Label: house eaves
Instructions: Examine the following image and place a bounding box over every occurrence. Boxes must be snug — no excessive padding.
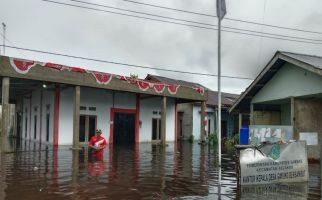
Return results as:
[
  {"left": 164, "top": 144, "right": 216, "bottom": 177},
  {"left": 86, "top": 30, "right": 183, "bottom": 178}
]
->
[{"left": 229, "top": 51, "right": 322, "bottom": 113}]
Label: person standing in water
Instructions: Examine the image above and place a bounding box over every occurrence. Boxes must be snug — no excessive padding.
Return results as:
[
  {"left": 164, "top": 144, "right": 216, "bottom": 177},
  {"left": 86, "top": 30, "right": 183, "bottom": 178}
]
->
[{"left": 88, "top": 129, "right": 107, "bottom": 160}]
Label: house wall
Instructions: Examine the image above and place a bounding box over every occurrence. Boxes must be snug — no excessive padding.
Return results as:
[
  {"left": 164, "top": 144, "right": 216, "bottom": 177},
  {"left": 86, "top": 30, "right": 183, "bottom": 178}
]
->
[
  {"left": 294, "top": 98, "right": 322, "bottom": 161},
  {"left": 177, "top": 103, "right": 193, "bottom": 140},
  {"left": 23, "top": 86, "right": 177, "bottom": 145},
  {"left": 252, "top": 63, "right": 322, "bottom": 103},
  {"left": 192, "top": 105, "right": 215, "bottom": 141},
  {"left": 139, "top": 97, "right": 175, "bottom": 142},
  {"left": 253, "top": 111, "right": 281, "bottom": 125},
  {"left": 22, "top": 89, "right": 55, "bottom": 143},
  {"left": 281, "top": 102, "right": 291, "bottom": 125}
]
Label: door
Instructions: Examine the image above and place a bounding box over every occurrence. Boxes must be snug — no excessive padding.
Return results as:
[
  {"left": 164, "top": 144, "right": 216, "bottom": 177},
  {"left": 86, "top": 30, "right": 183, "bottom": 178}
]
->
[
  {"left": 79, "top": 115, "right": 97, "bottom": 144},
  {"left": 152, "top": 118, "right": 161, "bottom": 141},
  {"left": 114, "top": 112, "right": 135, "bottom": 145},
  {"left": 221, "top": 120, "right": 227, "bottom": 138}
]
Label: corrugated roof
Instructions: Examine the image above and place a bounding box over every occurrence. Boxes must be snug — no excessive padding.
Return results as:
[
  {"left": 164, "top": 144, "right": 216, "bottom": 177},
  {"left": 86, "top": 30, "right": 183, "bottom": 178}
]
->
[
  {"left": 229, "top": 51, "right": 322, "bottom": 113},
  {"left": 207, "top": 90, "right": 239, "bottom": 107},
  {"left": 281, "top": 52, "right": 322, "bottom": 70},
  {"left": 146, "top": 74, "right": 205, "bottom": 89}
]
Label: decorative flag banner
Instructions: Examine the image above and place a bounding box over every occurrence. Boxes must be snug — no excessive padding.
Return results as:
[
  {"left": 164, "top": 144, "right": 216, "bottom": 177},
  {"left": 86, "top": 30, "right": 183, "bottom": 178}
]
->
[
  {"left": 195, "top": 87, "right": 205, "bottom": 95},
  {"left": 137, "top": 80, "right": 151, "bottom": 91},
  {"left": 8, "top": 57, "right": 207, "bottom": 96},
  {"left": 153, "top": 83, "right": 165, "bottom": 93},
  {"left": 167, "top": 85, "right": 180, "bottom": 95},
  {"left": 10, "top": 58, "right": 37, "bottom": 74},
  {"left": 70, "top": 67, "right": 86, "bottom": 73},
  {"left": 118, "top": 75, "right": 128, "bottom": 81},
  {"left": 89, "top": 71, "right": 113, "bottom": 85},
  {"left": 45, "top": 63, "right": 64, "bottom": 70}
]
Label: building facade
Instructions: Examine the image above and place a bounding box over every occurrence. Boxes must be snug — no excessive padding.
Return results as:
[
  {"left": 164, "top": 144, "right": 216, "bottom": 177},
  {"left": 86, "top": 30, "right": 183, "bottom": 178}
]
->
[{"left": 0, "top": 56, "right": 207, "bottom": 149}]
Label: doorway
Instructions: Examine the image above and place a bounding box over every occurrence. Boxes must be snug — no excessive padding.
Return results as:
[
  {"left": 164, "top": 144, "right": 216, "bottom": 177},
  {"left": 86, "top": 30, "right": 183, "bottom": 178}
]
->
[
  {"left": 221, "top": 120, "right": 227, "bottom": 138},
  {"left": 79, "top": 115, "right": 97, "bottom": 144},
  {"left": 152, "top": 118, "right": 162, "bottom": 141},
  {"left": 111, "top": 108, "right": 136, "bottom": 145}
]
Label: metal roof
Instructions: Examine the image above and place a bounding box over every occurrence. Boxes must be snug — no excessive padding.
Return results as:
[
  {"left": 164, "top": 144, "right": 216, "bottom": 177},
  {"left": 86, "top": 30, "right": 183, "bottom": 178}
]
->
[{"left": 229, "top": 51, "right": 322, "bottom": 113}]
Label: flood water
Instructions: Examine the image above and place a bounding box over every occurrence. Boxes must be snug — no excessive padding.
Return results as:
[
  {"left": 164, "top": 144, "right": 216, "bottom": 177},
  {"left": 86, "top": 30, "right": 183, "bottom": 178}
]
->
[{"left": 0, "top": 139, "right": 321, "bottom": 200}]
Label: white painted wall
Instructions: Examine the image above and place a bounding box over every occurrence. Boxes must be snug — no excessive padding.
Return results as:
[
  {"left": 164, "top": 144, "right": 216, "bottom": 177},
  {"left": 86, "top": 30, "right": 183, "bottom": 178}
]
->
[
  {"left": 139, "top": 97, "right": 176, "bottom": 142},
  {"left": 22, "top": 86, "right": 177, "bottom": 145},
  {"left": 22, "top": 88, "right": 55, "bottom": 143},
  {"left": 58, "top": 87, "right": 74, "bottom": 145},
  {"left": 192, "top": 105, "right": 215, "bottom": 140}
]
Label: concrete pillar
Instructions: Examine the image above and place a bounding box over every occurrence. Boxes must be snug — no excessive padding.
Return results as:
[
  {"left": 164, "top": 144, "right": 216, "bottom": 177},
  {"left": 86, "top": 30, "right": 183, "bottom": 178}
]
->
[
  {"left": 238, "top": 113, "right": 242, "bottom": 134},
  {"left": 250, "top": 104, "right": 254, "bottom": 125},
  {"left": 200, "top": 101, "right": 206, "bottom": 142},
  {"left": 1, "top": 77, "right": 10, "bottom": 136},
  {"left": 161, "top": 96, "right": 167, "bottom": 146},
  {"left": 1, "top": 77, "right": 10, "bottom": 152},
  {"left": 72, "top": 86, "right": 80, "bottom": 149}
]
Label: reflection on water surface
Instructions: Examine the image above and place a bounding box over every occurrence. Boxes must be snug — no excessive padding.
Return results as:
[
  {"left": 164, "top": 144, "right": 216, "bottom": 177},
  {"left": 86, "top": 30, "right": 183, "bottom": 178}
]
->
[{"left": 0, "top": 140, "right": 320, "bottom": 199}]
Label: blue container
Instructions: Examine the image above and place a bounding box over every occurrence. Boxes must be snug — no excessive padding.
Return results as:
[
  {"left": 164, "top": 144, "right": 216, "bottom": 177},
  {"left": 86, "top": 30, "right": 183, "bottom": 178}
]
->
[{"left": 239, "top": 127, "right": 249, "bottom": 145}]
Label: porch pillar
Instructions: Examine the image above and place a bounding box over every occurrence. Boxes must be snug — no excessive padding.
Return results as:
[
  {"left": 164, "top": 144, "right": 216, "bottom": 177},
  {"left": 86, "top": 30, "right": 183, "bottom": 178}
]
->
[
  {"left": 238, "top": 113, "right": 242, "bottom": 134},
  {"left": 200, "top": 101, "right": 206, "bottom": 142},
  {"left": 290, "top": 97, "right": 295, "bottom": 138},
  {"left": 161, "top": 96, "right": 167, "bottom": 146},
  {"left": 250, "top": 104, "right": 254, "bottom": 125},
  {"left": 72, "top": 85, "right": 80, "bottom": 149},
  {"left": 1, "top": 77, "right": 10, "bottom": 152}
]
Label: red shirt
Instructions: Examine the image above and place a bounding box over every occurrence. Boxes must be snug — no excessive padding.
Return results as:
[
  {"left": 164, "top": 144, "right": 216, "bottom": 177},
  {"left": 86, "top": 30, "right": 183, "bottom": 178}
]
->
[{"left": 89, "top": 135, "right": 107, "bottom": 160}]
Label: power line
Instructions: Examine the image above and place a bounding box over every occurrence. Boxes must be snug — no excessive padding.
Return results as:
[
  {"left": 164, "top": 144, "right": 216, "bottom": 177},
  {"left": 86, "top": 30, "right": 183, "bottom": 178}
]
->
[
  {"left": 122, "top": 0, "right": 322, "bottom": 35},
  {"left": 0, "top": 32, "right": 28, "bottom": 57},
  {"left": 70, "top": 0, "right": 322, "bottom": 43},
  {"left": 0, "top": 45, "right": 254, "bottom": 80},
  {"left": 42, "top": 0, "right": 322, "bottom": 45}
]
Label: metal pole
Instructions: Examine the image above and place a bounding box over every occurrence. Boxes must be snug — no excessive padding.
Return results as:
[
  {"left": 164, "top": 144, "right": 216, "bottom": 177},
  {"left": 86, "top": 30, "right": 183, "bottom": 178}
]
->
[
  {"left": 217, "top": 0, "right": 222, "bottom": 193},
  {"left": 2, "top": 23, "right": 6, "bottom": 55}
]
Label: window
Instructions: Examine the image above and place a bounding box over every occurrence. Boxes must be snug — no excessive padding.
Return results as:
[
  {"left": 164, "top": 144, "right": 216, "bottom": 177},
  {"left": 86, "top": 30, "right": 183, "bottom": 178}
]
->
[{"left": 89, "top": 107, "right": 96, "bottom": 111}]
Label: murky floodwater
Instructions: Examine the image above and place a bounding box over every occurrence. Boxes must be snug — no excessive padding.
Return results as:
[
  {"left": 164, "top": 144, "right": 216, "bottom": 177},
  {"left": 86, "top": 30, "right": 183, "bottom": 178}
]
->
[{"left": 0, "top": 139, "right": 321, "bottom": 199}]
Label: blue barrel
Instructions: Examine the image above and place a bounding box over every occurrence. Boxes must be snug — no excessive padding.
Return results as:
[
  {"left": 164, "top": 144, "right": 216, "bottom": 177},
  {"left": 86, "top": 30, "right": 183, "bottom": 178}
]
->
[{"left": 239, "top": 127, "right": 249, "bottom": 145}]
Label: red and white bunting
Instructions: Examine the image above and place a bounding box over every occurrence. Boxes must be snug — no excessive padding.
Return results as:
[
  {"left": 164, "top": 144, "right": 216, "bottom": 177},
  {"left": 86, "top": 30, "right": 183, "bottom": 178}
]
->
[
  {"left": 168, "top": 85, "right": 179, "bottom": 95},
  {"left": 118, "top": 75, "right": 128, "bottom": 81},
  {"left": 153, "top": 83, "right": 165, "bottom": 93},
  {"left": 10, "top": 58, "right": 37, "bottom": 74},
  {"left": 45, "top": 63, "right": 64, "bottom": 70},
  {"left": 70, "top": 67, "right": 86, "bottom": 73},
  {"left": 90, "top": 71, "right": 112, "bottom": 85},
  {"left": 195, "top": 87, "right": 205, "bottom": 95},
  {"left": 137, "top": 80, "right": 151, "bottom": 91}
]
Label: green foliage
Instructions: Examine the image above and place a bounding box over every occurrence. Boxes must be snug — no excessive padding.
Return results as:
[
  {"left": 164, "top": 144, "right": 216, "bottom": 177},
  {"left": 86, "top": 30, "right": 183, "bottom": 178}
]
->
[
  {"left": 207, "top": 133, "right": 218, "bottom": 146},
  {"left": 188, "top": 135, "right": 194, "bottom": 143},
  {"left": 223, "top": 133, "right": 239, "bottom": 153}
]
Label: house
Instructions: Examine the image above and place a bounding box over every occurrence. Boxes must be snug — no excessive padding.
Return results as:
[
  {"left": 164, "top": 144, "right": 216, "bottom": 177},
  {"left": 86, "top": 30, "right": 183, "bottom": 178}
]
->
[
  {"left": 0, "top": 56, "right": 207, "bottom": 150},
  {"left": 145, "top": 74, "right": 239, "bottom": 141},
  {"left": 230, "top": 51, "right": 322, "bottom": 160}
]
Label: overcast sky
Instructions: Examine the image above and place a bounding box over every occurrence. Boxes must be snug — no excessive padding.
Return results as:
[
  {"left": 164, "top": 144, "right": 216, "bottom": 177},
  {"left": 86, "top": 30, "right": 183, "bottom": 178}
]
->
[{"left": 1, "top": 0, "right": 322, "bottom": 94}]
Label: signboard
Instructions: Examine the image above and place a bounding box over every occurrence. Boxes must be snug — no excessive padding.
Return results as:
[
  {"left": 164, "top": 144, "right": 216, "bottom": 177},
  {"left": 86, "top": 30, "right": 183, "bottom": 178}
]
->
[
  {"left": 249, "top": 125, "right": 293, "bottom": 145},
  {"left": 240, "top": 182, "right": 308, "bottom": 199},
  {"left": 240, "top": 141, "right": 308, "bottom": 185},
  {"left": 299, "top": 132, "right": 318, "bottom": 145}
]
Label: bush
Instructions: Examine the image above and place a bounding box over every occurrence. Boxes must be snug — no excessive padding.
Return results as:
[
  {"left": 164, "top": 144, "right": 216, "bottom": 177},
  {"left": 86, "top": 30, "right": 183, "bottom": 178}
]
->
[
  {"left": 223, "top": 133, "right": 239, "bottom": 152},
  {"left": 207, "top": 133, "right": 218, "bottom": 146}
]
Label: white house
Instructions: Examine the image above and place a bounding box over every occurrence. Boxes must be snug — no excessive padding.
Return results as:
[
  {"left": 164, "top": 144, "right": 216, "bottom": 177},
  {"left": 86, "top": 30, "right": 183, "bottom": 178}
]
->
[{"left": 0, "top": 56, "right": 207, "bottom": 148}]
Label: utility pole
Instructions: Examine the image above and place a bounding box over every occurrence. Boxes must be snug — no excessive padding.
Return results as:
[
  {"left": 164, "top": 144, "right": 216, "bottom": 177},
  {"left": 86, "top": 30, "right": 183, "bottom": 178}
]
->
[
  {"left": 216, "top": 0, "right": 226, "bottom": 198},
  {"left": 2, "top": 22, "right": 6, "bottom": 55}
]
